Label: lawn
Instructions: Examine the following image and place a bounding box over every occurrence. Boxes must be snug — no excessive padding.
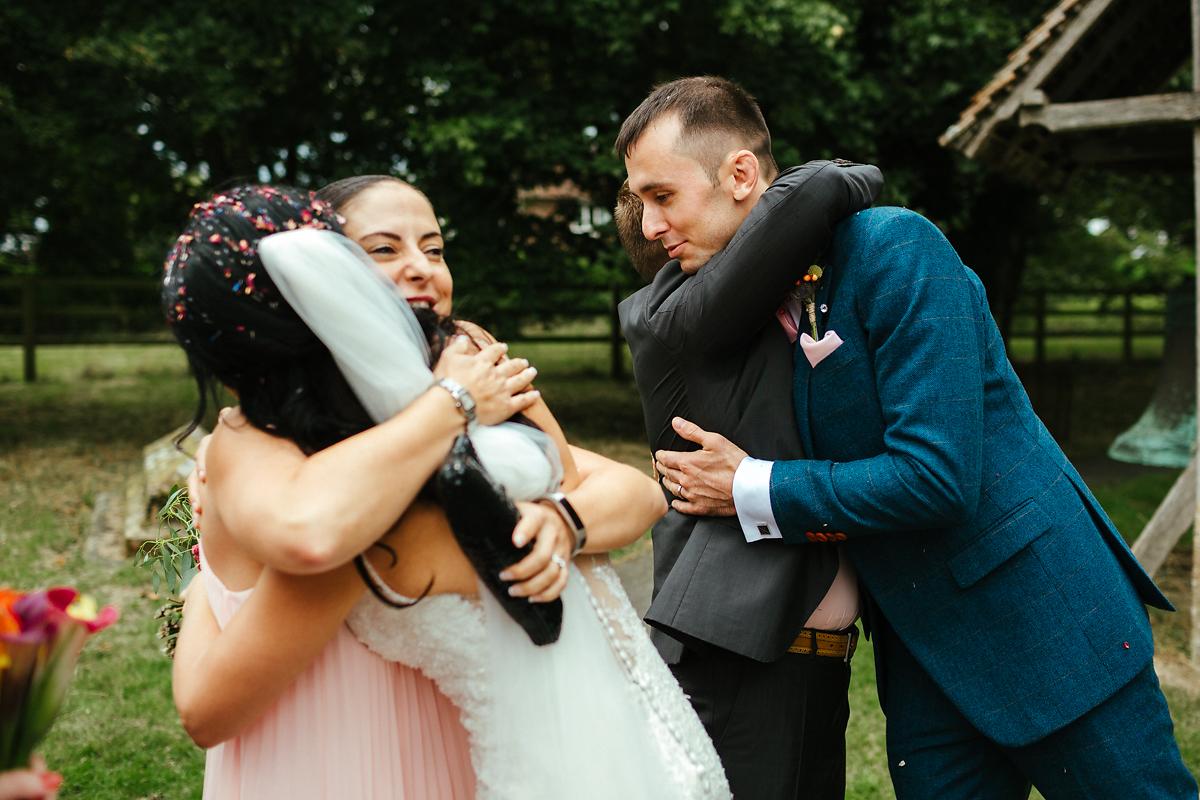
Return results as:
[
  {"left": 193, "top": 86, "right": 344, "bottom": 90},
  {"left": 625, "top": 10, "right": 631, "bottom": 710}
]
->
[{"left": 0, "top": 344, "right": 1196, "bottom": 798}]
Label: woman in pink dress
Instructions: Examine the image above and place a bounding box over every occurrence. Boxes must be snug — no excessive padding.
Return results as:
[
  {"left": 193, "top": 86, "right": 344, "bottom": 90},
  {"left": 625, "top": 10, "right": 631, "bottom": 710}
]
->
[
  {"left": 165, "top": 182, "right": 666, "bottom": 798},
  {"left": 189, "top": 543, "right": 476, "bottom": 799}
]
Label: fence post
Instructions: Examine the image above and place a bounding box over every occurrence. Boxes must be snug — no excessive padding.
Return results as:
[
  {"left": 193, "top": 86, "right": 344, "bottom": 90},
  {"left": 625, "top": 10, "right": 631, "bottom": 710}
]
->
[
  {"left": 1034, "top": 290, "right": 1047, "bottom": 367},
  {"left": 21, "top": 275, "right": 35, "bottom": 383},
  {"left": 1122, "top": 290, "right": 1134, "bottom": 362},
  {"left": 609, "top": 284, "right": 626, "bottom": 381}
]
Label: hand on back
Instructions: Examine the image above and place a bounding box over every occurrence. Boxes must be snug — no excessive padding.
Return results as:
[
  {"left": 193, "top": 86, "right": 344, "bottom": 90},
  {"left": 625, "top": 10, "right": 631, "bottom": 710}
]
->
[{"left": 433, "top": 338, "right": 539, "bottom": 425}]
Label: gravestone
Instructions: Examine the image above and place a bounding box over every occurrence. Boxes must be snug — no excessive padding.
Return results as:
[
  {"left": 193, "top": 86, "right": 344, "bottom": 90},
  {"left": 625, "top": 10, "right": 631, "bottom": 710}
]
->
[{"left": 123, "top": 424, "right": 206, "bottom": 554}]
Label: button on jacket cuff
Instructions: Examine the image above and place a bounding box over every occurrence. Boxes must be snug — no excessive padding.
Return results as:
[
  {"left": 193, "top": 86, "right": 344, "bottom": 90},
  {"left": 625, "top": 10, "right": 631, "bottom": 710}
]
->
[{"left": 733, "top": 457, "right": 782, "bottom": 542}]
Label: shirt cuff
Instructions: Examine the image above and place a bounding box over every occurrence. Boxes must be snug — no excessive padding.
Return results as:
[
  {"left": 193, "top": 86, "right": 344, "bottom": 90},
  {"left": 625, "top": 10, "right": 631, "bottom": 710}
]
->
[{"left": 733, "top": 457, "right": 782, "bottom": 543}]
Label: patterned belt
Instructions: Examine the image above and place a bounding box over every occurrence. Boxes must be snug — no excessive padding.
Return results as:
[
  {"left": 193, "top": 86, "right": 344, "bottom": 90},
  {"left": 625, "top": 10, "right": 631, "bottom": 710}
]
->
[{"left": 787, "top": 627, "right": 858, "bottom": 662}]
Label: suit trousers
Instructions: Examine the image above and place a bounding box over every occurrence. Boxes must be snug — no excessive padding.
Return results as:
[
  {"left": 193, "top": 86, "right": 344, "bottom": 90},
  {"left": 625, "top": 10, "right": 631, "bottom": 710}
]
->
[
  {"left": 671, "top": 641, "right": 853, "bottom": 800},
  {"left": 875, "top": 619, "right": 1197, "bottom": 799}
]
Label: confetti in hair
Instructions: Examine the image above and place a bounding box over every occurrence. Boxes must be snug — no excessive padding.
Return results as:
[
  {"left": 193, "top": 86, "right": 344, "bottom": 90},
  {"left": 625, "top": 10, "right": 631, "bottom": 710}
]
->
[{"left": 162, "top": 185, "right": 340, "bottom": 325}]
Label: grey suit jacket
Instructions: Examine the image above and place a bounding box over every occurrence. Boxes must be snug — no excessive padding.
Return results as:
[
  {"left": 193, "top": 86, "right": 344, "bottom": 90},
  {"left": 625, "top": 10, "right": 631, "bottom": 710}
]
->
[{"left": 618, "top": 160, "right": 883, "bottom": 663}]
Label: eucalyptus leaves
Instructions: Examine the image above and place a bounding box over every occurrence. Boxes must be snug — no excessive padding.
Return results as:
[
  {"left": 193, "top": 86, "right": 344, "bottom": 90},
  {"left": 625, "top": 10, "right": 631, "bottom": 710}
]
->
[{"left": 136, "top": 486, "right": 199, "bottom": 658}]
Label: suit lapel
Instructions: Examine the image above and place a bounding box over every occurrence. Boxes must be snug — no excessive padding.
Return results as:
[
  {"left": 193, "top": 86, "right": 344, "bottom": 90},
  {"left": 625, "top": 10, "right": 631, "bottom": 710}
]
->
[{"left": 792, "top": 343, "right": 816, "bottom": 457}]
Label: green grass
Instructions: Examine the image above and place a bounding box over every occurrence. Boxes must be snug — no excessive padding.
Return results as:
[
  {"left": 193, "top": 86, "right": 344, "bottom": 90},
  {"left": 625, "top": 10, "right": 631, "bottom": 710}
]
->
[
  {"left": 1007, "top": 335, "right": 1164, "bottom": 362},
  {"left": 0, "top": 344, "right": 1197, "bottom": 798},
  {"left": 0, "top": 345, "right": 202, "bottom": 798}
]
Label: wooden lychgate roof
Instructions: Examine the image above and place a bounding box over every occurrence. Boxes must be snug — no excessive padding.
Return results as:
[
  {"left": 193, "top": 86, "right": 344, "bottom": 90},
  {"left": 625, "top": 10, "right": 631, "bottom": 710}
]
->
[{"left": 940, "top": 0, "right": 1191, "bottom": 184}]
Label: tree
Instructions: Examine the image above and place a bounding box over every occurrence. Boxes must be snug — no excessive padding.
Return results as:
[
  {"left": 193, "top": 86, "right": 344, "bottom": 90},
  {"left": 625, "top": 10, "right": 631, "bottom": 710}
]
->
[{"left": 8, "top": 0, "right": 1173, "bottom": 338}]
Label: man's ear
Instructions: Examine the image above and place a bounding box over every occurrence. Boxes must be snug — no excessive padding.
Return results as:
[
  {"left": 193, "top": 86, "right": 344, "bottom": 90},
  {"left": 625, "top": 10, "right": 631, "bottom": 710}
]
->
[{"left": 727, "top": 150, "right": 760, "bottom": 202}]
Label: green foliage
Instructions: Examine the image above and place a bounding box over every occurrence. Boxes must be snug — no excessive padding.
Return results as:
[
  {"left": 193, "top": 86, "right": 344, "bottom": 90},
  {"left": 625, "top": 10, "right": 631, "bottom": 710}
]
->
[
  {"left": 2, "top": 0, "right": 1191, "bottom": 321},
  {"left": 1026, "top": 170, "right": 1196, "bottom": 290},
  {"left": 0, "top": 3, "right": 1023, "bottom": 268},
  {"left": 136, "top": 485, "right": 198, "bottom": 658},
  {"left": 137, "top": 485, "right": 199, "bottom": 599}
]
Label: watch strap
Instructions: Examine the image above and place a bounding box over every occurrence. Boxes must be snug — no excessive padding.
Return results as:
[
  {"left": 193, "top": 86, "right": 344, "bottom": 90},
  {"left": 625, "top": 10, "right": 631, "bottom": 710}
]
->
[{"left": 435, "top": 377, "right": 476, "bottom": 427}]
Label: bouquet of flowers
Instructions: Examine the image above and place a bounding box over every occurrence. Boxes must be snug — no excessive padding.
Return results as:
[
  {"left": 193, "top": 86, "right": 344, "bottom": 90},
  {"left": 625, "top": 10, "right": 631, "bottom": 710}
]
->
[{"left": 0, "top": 586, "right": 118, "bottom": 770}]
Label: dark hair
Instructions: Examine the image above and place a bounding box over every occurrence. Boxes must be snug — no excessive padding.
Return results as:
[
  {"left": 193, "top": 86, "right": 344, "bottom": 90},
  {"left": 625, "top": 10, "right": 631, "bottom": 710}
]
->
[
  {"left": 165, "top": 183, "right": 465, "bottom": 608},
  {"left": 614, "top": 181, "right": 671, "bottom": 282},
  {"left": 614, "top": 75, "right": 777, "bottom": 183},
  {"left": 163, "top": 185, "right": 384, "bottom": 455},
  {"left": 164, "top": 183, "right": 463, "bottom": 459},
  {"left": 317, "top": 174, "right": 409, "bottom": 211}
]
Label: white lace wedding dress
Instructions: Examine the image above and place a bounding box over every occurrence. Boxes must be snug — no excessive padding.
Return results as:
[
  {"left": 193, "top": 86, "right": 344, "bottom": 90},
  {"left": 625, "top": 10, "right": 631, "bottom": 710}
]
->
[
  {"left": 259, "top": 229, "right": 730, "bottom": 799},
  {"left": 346, "top": 557, "right": 729, "bottom": 799}
]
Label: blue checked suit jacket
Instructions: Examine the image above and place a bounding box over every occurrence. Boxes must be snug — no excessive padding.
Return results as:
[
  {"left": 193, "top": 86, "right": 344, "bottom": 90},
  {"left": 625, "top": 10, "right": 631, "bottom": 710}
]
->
[{"left": 767, "top": 207, "right": 1172, "bottom": 748}]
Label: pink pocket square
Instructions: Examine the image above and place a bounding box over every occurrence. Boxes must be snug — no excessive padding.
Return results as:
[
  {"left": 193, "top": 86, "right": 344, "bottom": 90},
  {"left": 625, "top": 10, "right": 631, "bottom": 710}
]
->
[{"left": 799, "top": 330, "right": 843, "bottom": 368}]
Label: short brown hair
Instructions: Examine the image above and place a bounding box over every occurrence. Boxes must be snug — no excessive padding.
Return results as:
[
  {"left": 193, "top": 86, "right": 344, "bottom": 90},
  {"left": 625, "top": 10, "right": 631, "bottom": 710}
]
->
[
  {"left": 614, "top": 76, "right": 777, "bottom": 183},
  {"left": 615, "top": 181, "right": 671, "bottom": 282}
]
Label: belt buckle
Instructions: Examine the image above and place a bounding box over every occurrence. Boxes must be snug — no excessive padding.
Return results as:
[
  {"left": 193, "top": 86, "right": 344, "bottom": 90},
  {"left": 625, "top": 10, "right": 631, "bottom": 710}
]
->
[{"left": 843, "top": 627, "right": 859, "bottom": 663}]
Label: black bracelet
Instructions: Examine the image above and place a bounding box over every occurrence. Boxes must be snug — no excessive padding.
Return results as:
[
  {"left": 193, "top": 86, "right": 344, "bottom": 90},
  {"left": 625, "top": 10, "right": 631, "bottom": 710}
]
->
[{"left": 540, "top": 491, "right": 588, "bottom": 556}]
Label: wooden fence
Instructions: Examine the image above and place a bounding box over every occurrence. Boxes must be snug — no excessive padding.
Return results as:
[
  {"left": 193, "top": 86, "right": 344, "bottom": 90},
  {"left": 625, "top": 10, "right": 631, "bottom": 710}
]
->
[
  {"left": 1007, "top": 288, "right": 1169, "bottom": 366},
  {"left": 0, "top": 276, "right": 634, "bottom": 382},
  {"left": 0, "top": 278, "right": 1171, "bottom": 383}
]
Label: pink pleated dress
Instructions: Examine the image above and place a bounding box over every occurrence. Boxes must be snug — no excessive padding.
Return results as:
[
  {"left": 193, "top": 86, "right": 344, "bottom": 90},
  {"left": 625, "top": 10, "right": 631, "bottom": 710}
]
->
[{"left": 199, "top": 548, "right": 476, "bottom": 799}]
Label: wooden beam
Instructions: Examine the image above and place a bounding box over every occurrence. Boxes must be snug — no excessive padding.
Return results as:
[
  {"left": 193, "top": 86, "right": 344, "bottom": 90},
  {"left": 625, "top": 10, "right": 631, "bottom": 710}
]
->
[
  {"left": 21, "top": 275, "right": 35, "bottom": 383},
  {"left": 962, "top": 0, "right": 1119, "bottom": 158},
  {"left": 1190, "top": 0, "right": 1200, "bottom": 671},
  {"left": 1132, "top": 458, "right": 1195, "bottom": 577},
  {"left": 1019, "top": 92, "right": 1200, "bottom": 134}
]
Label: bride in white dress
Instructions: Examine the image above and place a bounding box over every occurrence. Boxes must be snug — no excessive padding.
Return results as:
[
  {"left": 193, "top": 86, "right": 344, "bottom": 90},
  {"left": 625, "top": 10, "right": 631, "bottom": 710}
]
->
[
  {"left": 269, "top": 227, "right": 727, "bottom": 799},
  {"left": 172, "top": 182, "right": 730, "bottom": 799}
]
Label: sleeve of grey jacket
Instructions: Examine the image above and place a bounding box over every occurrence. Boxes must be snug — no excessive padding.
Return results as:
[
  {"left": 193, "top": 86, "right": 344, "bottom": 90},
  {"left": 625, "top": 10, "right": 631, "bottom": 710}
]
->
[{"left": 652, "top": 159, "right": 882, "bottom": 356}]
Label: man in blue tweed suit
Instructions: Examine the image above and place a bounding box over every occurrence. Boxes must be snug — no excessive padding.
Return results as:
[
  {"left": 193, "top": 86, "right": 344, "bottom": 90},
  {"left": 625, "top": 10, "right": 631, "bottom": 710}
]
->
[{"left": 630, "top": 76, "right": 1197, "bottom": 799}]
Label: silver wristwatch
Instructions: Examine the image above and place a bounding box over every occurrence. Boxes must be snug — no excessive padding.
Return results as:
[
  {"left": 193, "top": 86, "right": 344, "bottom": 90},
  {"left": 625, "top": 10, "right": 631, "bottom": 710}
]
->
[{"left": 435, "top": 377, "right": 476, "bottom": 427}]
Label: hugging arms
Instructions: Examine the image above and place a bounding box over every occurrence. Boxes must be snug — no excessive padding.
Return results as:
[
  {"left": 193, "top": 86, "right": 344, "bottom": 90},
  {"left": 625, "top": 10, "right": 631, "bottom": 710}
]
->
[{"left": 166, "top": 182, "right": 667, "bottom": 747}]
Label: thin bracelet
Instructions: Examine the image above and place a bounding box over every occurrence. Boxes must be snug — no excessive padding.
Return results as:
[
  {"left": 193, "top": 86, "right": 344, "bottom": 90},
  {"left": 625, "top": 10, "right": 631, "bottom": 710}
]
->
[{"left": 539, "top": 491, "right": 588, "bottom": 557}]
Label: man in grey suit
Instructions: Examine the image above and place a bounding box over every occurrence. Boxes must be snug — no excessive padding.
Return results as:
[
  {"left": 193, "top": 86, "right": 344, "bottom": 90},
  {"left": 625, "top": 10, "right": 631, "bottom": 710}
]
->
[{"left": 615, "top": 77, "right": 882, "bottom": 799}]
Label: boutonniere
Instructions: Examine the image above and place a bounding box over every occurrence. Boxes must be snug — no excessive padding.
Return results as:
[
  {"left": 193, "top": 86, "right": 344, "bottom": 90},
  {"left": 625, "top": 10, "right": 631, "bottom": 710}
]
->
[
  {"left": 788, "top": 265, "right": 843, "bottom": 368},
  {"left": 788, "top": 265, "right": 824, "bottom": 339}
]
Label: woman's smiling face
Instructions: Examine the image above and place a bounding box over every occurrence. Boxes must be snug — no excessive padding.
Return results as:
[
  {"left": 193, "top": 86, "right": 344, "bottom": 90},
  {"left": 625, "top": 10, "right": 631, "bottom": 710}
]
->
[{"left": 340, "top": 181, "right": 454, "bottom": 317}]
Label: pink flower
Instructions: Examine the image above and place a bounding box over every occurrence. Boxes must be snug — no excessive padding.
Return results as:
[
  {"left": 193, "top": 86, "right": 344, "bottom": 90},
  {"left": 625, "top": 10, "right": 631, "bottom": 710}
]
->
[
  {"left": 7, "top": 588, "right": 118, "bottom": 641},
  {"left": 0, "top": 587, "right": 117, "bottom": 770}
]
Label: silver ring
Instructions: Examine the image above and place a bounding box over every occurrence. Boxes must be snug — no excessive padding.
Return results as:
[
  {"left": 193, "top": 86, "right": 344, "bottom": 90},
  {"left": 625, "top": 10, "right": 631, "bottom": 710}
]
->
[{"left": 551, "top": 553, "right": 568, "bottom": 572}]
